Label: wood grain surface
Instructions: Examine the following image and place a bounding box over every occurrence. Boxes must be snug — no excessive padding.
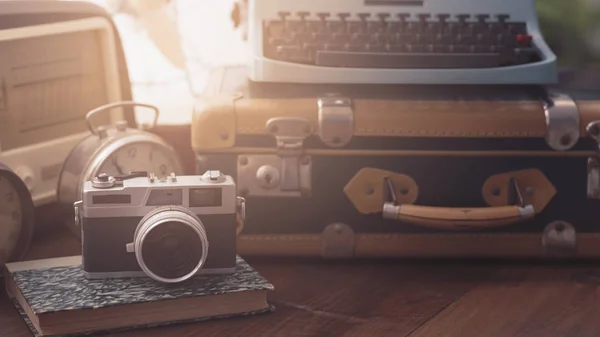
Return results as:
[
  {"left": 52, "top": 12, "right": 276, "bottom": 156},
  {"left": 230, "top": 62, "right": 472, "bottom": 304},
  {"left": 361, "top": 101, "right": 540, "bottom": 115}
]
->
[{"left": 3, "top": 226, "right": 600, "bottom": 336}]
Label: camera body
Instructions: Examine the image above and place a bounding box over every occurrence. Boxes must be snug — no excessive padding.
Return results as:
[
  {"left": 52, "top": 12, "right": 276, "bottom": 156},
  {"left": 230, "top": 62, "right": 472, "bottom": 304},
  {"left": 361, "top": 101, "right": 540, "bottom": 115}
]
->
[{"left": 74, "top": 170, "right": 243, "bottom": 283}]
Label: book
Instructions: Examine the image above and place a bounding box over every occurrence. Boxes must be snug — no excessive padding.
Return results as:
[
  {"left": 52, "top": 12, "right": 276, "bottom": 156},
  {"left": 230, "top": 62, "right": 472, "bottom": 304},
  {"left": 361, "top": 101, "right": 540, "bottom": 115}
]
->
[{"left": 4, "top": 255, "right": 274, "bottom": 337}]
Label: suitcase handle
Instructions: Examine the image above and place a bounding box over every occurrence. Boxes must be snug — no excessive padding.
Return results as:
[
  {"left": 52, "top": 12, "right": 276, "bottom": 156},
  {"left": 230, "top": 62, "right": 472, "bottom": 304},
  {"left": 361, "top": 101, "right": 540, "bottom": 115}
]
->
[
  {"left": 382, "top": 203, "right": 535, "bottom": 230},
  {"left": 380, "top": 175, "right": 537, "bottom": 230},
  {"left": 344, "top": 167, "right": 556, "bottom": 230}
]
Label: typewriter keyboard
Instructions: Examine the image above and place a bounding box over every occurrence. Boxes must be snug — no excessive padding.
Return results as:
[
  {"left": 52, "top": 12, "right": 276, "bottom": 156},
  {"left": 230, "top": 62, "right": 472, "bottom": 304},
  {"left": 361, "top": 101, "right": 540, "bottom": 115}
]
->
[{"left": 263, "top": 12, "right": 540, "bottom": 69}]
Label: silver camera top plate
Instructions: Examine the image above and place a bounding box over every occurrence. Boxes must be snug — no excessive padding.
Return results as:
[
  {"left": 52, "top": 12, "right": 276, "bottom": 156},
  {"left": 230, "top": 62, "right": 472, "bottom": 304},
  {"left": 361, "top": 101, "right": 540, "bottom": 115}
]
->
[{"left": 80, "top": 171, "right": 237, "bottom": 219}]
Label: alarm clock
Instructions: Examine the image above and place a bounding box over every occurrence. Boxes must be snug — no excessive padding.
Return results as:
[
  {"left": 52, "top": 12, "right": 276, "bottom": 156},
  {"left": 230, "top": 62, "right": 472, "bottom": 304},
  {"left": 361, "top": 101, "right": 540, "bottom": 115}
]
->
[
  {"left": 57, "top": 101, "right": 184, "bottom": 237},
  {"left": 0, "top": 162, "right": 35, "bottom": 277}
]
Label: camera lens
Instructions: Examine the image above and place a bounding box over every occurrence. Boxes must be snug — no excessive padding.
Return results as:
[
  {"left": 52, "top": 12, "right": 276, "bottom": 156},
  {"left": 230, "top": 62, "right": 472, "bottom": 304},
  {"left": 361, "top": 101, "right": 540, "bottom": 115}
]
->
[
  {"left": 133, "top": 206, "right": 209, "bottom": 283},
  {"left": 141, "top": 221, "right": 204, "bottom": 280}
]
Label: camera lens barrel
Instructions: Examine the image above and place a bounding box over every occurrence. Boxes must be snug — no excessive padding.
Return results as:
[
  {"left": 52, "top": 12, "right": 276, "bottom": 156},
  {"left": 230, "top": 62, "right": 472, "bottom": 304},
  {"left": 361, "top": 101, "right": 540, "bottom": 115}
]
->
[{"left": 133, "top": 206, "right": 209, "bottom": 283}]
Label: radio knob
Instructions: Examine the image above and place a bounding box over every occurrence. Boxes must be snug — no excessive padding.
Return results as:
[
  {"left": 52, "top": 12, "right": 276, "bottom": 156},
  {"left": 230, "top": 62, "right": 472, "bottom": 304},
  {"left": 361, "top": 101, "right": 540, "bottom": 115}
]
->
[
  {"left": 256, "top": 165, "right": 280, "bottom": 189},
  {"left": 14, "top": 166, "right": 35, "bottom": 192}
]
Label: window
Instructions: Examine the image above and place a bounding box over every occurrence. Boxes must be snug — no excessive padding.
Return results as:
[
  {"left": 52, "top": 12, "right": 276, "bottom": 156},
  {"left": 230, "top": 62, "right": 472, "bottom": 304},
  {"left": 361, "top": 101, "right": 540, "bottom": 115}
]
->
[{"left": 88, "top": 0, "right": 246, "bottom": 125}]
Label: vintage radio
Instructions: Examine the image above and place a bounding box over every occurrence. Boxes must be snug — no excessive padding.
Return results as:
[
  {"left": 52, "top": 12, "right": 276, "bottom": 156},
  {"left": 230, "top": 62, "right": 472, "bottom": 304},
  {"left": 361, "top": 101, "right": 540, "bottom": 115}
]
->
[{"left": 0, "top": 0, "right": 135, "bottom": 206}]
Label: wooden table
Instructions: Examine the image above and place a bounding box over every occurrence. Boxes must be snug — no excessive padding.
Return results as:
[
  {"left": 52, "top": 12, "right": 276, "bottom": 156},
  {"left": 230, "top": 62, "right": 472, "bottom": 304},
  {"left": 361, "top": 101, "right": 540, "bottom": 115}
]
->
[{"left": 3, "top": 227, "right": 600, "bottom": 337}]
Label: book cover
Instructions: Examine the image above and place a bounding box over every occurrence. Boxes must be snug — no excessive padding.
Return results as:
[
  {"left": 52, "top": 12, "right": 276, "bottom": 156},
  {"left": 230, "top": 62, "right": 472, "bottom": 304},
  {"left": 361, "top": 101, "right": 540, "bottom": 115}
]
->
[{"left": 5, "top": 255, "right": 274, "bottom": 336}]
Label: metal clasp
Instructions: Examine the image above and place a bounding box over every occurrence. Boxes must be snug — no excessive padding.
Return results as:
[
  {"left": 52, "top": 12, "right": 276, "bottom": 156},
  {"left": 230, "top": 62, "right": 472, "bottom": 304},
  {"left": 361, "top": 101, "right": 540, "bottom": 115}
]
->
[
  {"left": 382, "top": 177, "right": 400, "bottom": 219},
  {"left": 237, "top": 117, "right": 312, "bottom": 198},
  {"left": 318, "top": 96, "right": 354, "bottom": 147},
  {"left": 237, "top": 196, "right": 246, "bottom": 221},
  {"left": 267, "top": 117, "right": 311, "bottom": 191},
  {"left": 544, "top": 90, "right": 580, "bottom": 151},
  {"left": 587, "top": 157, "right": 600, "bottom": 199},
  {"left": 586, "top": 121, "right": 600, "bottom": 199},
  {"left": 73, "top": 200, "right": 83, "bottom": 226}
]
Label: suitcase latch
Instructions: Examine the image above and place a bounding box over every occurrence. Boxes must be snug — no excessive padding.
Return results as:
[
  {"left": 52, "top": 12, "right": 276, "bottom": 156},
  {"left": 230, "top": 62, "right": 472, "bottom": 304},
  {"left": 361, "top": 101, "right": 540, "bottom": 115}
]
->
[
  {"left": 237, "top": 117, "right": 312, "bottom": 197},
  {"left": 544, "top": 90, "right": 580, "bottom": 151},
  {"left": 318, "top": 96, "right": 354, "bottom": 148}
]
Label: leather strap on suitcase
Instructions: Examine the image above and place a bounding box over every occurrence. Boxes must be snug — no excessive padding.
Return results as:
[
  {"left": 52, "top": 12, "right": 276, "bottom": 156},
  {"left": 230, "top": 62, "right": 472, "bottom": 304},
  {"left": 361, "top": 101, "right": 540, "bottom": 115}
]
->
[{"left": 192, "top": 91, "right": 598, "bottom": 152}]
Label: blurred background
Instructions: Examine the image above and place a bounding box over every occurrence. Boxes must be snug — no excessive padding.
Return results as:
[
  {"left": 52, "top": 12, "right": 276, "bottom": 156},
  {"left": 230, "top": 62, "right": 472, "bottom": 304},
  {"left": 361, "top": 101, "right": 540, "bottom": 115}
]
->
[{"left": 85, "top": 0, "right": 600, "bottom": 124}]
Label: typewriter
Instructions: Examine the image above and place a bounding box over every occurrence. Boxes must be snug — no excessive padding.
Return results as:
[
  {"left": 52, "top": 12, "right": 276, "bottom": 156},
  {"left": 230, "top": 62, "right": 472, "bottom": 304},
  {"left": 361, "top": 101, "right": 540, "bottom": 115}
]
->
[{"left": 246, "top": 0, "right": 557, "bottom": 84}]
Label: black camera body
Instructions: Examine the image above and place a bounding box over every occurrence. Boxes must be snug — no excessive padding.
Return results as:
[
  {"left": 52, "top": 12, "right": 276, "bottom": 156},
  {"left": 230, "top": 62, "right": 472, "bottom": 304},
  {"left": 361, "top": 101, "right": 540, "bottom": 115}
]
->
[{"left": 75, "top": 171, "right": 244, "bottom": 283}]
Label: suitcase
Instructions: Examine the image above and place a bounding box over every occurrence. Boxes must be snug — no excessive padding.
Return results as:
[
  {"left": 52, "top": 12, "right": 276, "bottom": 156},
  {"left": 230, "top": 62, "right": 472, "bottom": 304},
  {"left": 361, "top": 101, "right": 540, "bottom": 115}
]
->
[{"left": 190, "top": 65, "right": 600, "bottom": 260}]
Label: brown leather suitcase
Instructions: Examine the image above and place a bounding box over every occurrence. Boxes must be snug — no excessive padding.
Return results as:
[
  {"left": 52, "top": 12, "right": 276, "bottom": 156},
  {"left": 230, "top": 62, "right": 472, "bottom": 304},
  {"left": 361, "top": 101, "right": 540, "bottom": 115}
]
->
[{"left": 189, "top": 65, "right": 600, "bottom": 260}]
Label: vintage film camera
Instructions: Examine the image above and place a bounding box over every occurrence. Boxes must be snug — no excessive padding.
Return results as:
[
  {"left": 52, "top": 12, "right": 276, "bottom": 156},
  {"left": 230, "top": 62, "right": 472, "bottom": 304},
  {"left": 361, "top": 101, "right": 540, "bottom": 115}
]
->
[
  {"left": 74, "top": 170, "right": 245, "bottom": 283},
  {"left": 0, "top": 1, "right": 134, "bottom": 206}
]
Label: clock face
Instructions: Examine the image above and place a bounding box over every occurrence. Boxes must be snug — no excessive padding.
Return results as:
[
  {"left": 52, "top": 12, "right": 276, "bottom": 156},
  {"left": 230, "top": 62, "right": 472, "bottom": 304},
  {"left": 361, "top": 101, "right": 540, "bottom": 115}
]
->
[
  {"left": 97, "top": 142, "right": 181, "bottom": 178},
  {"left": 0, "top": 174, "right": 23, "bottom": 266}
]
